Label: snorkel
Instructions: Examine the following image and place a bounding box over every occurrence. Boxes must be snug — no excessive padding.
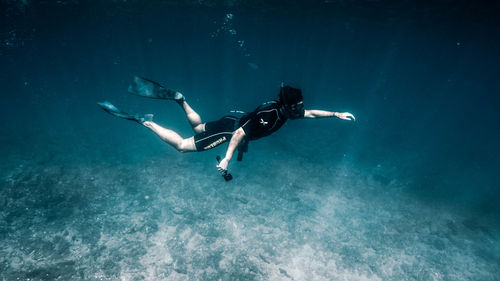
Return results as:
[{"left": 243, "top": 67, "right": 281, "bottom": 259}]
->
[{"left": 279, "top": 82, "right": 304, "bottom": 119}]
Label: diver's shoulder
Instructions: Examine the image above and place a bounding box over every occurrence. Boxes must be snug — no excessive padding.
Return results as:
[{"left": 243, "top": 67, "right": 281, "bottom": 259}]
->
[
  {"left": 259, "top": 100, "right": 280, "bottom": 107},
  {"left": 251, "top": 100, "right": 280, "bottom": 114},
  {"left": 263, "top": 100, "right": 279, "bottom": 104}
]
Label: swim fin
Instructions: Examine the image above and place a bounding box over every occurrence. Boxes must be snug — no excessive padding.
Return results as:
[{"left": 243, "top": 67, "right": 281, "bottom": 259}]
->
[
  {"left": 97, "top": 101, "right": 153, "bottom": 124},
  {"left": 128, "top": 76, "right": 185, "bottom": 103}
]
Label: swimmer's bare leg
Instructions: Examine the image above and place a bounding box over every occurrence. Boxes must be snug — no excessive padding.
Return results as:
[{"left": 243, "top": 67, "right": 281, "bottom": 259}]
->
[
  {"left": 142, "top": 121, "right": 196, "bottom": 152},
  {"left": 177, "top": 99, "right": 206, "bottom": 134}
]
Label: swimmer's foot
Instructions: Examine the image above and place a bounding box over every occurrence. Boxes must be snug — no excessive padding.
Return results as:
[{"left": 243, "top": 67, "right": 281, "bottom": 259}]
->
[
  {"left": 128, "top": 76, "right": 185, "bottom": 105},
  {"left": 97, "top": 101, "right": 153, "bottom": 124},
  {"left": 136, "top": 113, "right": 154, "bottom": 124}
]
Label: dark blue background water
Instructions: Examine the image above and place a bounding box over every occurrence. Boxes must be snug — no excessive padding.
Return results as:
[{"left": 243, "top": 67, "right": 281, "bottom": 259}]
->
[{"left": 1, "top": 1, "right": 499, "bottom": 280}]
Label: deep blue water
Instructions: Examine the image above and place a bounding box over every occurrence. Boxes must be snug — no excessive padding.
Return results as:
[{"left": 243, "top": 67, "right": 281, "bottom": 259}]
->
[{"left": 1, "top": 1, "right": 499, "bottom": 280}]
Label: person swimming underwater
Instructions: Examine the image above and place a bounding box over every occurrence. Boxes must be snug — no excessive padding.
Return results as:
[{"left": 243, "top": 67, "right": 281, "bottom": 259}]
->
[{"left": 98, "top": 77, "right": 355, "bottom": 180}]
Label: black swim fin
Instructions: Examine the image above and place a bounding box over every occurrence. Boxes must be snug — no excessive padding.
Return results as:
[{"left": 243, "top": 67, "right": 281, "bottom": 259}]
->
[
  {"left": 97, "top": 101, "right": 153, "bottom": 124},
  {"left": 128, "top": 76, "right": 185, "bottom": 103}
]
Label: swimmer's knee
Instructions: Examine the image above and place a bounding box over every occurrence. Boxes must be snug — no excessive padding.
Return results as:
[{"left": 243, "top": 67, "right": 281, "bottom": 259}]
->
[
  {"left": 177, "top": 138, "right": 196, "bottom": 153},
  {"left": 193, "top": 123, "right": 206, "bottom": 134}
]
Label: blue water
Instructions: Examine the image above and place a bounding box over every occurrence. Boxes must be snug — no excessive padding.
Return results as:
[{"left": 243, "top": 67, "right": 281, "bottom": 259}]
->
[{"left": 1, "top": 1, "right": 499, "bottom": 280}]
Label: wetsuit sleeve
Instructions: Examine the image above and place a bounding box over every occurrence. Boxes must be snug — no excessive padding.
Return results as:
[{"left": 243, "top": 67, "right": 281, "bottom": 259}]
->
[
  {"left": 299, "top": 109, "right": 305, "bottom": 119},
  {"left": 240, "top": 119, "right": 256, "bottom": 139}
]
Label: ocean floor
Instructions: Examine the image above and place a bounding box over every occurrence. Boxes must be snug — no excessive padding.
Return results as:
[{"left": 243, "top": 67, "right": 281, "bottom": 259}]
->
[{"left": 1, "top": 142, "right": 499, "bottom": 281}]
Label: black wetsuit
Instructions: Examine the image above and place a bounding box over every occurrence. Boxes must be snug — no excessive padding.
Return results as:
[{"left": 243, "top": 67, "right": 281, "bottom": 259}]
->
[
  {"left": 193, "top": 115, "right": 239, "bottom": 151},
  {"left": 238, "top": 101, "right": 289, "bottom": 140},
  {"left": 194, "top": 100, "right": 297, "bottom": 151}
]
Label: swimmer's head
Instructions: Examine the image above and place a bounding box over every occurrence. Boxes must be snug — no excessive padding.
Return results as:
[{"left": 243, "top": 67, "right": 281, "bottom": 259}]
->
[{"left": 279, "top": 83, "right": 304, "bottom": 119}]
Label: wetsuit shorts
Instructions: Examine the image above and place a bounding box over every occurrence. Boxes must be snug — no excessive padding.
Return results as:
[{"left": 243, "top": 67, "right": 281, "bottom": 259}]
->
[{"left": 194, "top": 116, "right": 238, "bottom": 151}]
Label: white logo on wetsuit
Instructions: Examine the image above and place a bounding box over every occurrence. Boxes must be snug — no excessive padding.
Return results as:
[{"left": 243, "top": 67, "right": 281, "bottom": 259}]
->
[
  {"left": 260, "top": 118, "right": 268, "bottom": 126},
  {"left": 203, "top": 136, "right": 227, "bottom": 150}
]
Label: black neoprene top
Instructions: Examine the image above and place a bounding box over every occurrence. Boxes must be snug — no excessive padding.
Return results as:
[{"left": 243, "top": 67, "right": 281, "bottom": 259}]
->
[{"left": 238, "top": 101, "right": 292, "bottom": 140}]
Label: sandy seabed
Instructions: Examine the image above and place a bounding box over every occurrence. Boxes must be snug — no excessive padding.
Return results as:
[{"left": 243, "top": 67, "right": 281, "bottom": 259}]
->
[{"left": 1, "top": 148, "right": 498, "bottom": 281}]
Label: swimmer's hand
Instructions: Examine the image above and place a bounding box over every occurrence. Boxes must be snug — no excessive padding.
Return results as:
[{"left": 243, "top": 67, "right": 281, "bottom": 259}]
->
[
  {"left": 217, "top": 157, "right": 229, "bottom": 172},
  {"left": 336, "top": 112, "right": 355, "bottom": 121},
  {"left": 216, "top": 156, "right": 232, "bottom": 181}
]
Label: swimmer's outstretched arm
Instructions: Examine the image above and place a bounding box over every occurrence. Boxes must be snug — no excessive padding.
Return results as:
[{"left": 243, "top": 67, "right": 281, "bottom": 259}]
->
[
  {"left": 216, "top": 127, "right": 246, "bottom": 172},
  {"left": 304, "top": 110, "right": 355, "bottom": 121}
]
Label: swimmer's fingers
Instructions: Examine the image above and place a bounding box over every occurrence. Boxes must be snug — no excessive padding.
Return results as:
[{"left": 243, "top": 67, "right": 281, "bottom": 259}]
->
[
  {"left": 338, "top": 112, "right": 355, "bottom": 121},
  {"left": 346, "top": 113, "right": 355, "bottom": 121},
  {"left": 216, "top": 157, "right": 229, "bottom": 172},
  {"left": 217, "top": 165, "right": 227, "bottom": 173}
]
